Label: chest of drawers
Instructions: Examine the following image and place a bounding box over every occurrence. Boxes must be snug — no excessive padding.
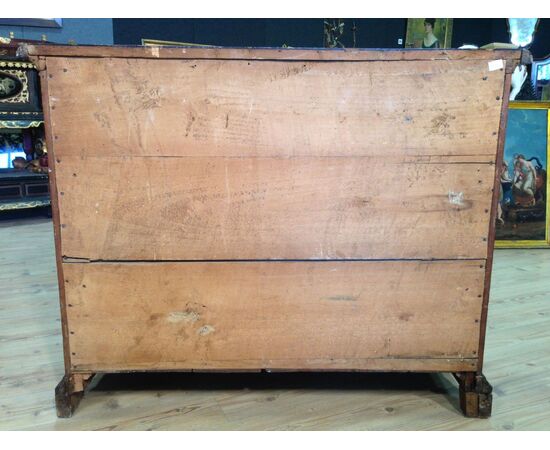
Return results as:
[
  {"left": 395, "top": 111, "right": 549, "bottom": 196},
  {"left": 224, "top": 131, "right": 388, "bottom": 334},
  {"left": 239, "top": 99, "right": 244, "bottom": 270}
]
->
[{"left": 21, "top": 43, "right": 523, "bottom": 418}]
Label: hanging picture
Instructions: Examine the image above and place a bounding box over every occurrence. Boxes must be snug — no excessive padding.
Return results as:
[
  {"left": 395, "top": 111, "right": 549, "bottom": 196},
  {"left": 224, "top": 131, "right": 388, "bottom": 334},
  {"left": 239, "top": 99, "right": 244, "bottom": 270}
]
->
[
  {"left": 405, "top": 18, "right": 453, "bottom": 49},
  {"left": 496, "top": 102, "right": 550, "bottom": 247},
  {"left": 531, "top": 55, "right": 550, "bottom": 100}
]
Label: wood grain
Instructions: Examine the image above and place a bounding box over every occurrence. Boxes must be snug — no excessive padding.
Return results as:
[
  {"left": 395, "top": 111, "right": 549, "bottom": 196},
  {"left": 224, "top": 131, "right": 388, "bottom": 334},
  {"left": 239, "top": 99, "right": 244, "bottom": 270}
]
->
[
  {"left": 44, "top": 57, "right": 505, "bottom": 159},
  {"left": 478, "top": 71, "right": 513, "bottom": 370},
  {"left": 24, "top": 48, "right": 519, "bottom": 416},
  {"left": 55, "top": 155, "right": 494, "bottom": 260},
  {"left": 38, "top": 59, "right": 72, "bottom": 374},
  {"left": 21, "top": 43, "right": 523, "bottom": 69},
  {"left": 62, "top": 260, "right": 485, "bottom": 371}
]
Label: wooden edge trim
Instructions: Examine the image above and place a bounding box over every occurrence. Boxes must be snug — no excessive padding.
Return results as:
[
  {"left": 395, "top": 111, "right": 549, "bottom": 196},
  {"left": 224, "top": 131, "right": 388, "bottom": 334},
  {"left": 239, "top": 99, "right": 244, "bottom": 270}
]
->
[
  {"left": 71, "top": 358, "right": 478, "bottom": 373},
  {"left": 38, "top": 57, "right": 73, "bottom": 373},
  {"left": 19, "top": 43, "right": 522, "bottom": 66},
  {"left": 477, "top": 70, "right": 514, "bottom": 371},
  {"left": 71, "top": 372, "right": 95, "bottom": 392},
  {"left": 520, "top": 48, "right": 534, "bottom": 65}
]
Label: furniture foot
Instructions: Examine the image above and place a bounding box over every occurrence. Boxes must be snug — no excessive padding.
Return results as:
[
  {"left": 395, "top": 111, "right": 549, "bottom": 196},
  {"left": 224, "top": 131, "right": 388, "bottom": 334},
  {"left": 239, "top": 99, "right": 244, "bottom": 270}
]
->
[
  {"left": 55, "top": 372, "right": 95, "bottom": 418},
  {"left": 453, "top": 372, "right": 493, "bottom": 418}
]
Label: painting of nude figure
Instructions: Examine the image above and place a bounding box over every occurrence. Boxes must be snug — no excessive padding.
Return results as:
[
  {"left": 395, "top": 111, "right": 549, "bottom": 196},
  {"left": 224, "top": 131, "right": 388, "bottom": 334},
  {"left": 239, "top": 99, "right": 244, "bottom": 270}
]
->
[{"left": 496, "top": 103, "right": 549, "bottom": 247}]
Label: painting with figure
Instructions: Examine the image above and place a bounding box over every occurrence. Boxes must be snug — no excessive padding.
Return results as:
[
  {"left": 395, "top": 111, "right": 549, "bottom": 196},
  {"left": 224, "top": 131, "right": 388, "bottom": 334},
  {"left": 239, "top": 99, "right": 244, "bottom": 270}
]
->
[
  {"left": 405, "top": 19, "right": 453, "bottom": 49},
  {"left": 496, "top": 105, "right": 549, "bottom": 245}
]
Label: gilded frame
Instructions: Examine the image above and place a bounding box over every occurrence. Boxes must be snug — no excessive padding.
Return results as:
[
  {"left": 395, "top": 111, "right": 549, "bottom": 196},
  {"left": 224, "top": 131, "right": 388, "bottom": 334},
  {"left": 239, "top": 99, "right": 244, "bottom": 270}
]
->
[{"left": 495, "top": 101, "right": 550, "bottom": 248}]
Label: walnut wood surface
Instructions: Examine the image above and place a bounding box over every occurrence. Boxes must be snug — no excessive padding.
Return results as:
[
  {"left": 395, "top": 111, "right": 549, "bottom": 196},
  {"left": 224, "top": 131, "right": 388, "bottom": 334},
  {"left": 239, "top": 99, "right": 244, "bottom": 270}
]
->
[
  {"left": 46, "top": 57, "right": 504, "bottom": 159},
  {"left": 63, "top": 260, "right": 484, "bottom": 372},
  {"left": 29, "top": 47, "right": 519, "bottom": 378},
  {"left": 55, "top": 155, "right": 494, "bottom": 260},
  {"left": 21, "top": 43, "right": 523, "bottom": 70},
  {"left": 43, "top": 55, "right": 507, "bottom": 261}
]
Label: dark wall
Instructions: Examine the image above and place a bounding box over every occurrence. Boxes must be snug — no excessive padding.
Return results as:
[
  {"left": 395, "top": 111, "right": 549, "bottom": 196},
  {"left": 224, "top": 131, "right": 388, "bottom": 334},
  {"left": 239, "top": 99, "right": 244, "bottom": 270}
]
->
[
  {"left": 113, "top": 18, "right": 550, "bottom": 59},
  {"left": 113, "top": 18, "right": 323, "bottom": 47},
  {"left": 113, "top": 18, "right": 406, "bottom": 48},
  {"left": 338, "top": 19, "right": 407, "bottom": 48},
  {"left": 528, "top": 20, "right": 550, "bottom": 59},
  {"left": 452, "top": 18, "right": 508, "bottom": 48}
]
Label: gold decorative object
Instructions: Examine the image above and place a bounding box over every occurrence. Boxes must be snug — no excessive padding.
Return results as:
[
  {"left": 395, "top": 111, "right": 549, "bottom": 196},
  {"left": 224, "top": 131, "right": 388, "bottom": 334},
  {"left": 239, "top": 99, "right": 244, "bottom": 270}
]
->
[
  {"left": 0, "top": 70, "right": 29, "bottom": 103},
  {"left": 324, "top": 19, "right": 345, "bottom": 48},
  {"left": 0, "top": 110, "right": 41, "bottom": 115},
  {"left": 0, "top": 60, "right": 36, "bottom": 69},
  {"left": 0, "top": 198, "right": 50, "bottom": 211},
  {"left": 0, "top": 119, "right": 44, "bottom": 128}
]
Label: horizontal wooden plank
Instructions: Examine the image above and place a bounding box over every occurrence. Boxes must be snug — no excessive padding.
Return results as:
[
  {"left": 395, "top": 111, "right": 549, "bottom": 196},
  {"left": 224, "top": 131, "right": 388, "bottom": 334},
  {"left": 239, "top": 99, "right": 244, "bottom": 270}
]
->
[
  {"left": 45, "top": 57, "right": 504, "bottom": 158},
  {"left": 63, "top": 260, "right": 485, "bottom": 372},
  {"left": 55, "top": 155, "right": 494, "bottom": 261},
  {"left": 72, "top": 358, "right": 477, "bottom": 373},
  {"left": 22, "top": 43, "right": 522, "bottom": 67}
]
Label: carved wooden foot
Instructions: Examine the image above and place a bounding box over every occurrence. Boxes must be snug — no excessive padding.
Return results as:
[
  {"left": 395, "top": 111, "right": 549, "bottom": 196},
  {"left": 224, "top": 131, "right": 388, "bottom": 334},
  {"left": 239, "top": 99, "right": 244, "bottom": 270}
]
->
[
  {"left": 55, "top": 372, "right": 95, "bottom": 418},
  {"left": 454, "top": 372, "right": 493, "bottom": 418}
]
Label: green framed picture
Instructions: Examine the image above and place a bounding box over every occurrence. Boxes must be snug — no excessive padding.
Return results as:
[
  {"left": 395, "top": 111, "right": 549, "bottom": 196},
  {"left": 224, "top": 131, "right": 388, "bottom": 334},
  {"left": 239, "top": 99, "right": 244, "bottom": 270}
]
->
[
  {"left": 496, "top": 102, "right": 550, "bottom": 248},
  {"left": 405, "top": 18, "right": 453, "bottom": 49}
]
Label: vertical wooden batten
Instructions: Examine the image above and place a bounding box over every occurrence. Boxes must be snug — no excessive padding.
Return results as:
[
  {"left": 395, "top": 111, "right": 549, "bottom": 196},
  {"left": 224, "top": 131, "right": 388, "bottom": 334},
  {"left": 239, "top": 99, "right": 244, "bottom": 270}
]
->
[
  {"left": 477, "top": 69, "right": 513, "bottom": 372},
  {"left": 35, "top": 56, "right": 72, "bottom": 375}
]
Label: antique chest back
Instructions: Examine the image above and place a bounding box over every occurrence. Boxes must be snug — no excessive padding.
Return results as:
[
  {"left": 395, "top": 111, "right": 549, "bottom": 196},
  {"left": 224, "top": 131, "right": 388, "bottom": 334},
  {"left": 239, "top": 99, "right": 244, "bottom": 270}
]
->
[{"left": 21, "top": 44, "right": 523, "bottom": 417}]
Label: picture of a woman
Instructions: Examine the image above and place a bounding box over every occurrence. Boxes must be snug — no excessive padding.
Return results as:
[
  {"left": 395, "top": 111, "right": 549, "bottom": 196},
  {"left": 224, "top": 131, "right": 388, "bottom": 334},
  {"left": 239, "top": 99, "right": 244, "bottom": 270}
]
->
[
  {"left": 422, "top": 19, "right": 440, "bottom": 49},
  {"left": 405, "top": 18, "right": 452, "bottom": 49},
  {"left": 513, "top": 154, "right": 538, "bottom": 206},
  {"left": 498, "top": 160, "right": 513, "bottom": 224}
]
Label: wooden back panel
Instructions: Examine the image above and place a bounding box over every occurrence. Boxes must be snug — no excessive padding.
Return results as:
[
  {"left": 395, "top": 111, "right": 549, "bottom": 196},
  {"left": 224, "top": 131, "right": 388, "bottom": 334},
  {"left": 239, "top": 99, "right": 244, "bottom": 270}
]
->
[
  {"left": 63, "top": 260, "right": 483, "bottom": 372},
  {"left": 28, "top": 45, "right": 520, "bottom": 372},
  {"left": 44, "top": 55, "right": 507, "bottom": 261}
]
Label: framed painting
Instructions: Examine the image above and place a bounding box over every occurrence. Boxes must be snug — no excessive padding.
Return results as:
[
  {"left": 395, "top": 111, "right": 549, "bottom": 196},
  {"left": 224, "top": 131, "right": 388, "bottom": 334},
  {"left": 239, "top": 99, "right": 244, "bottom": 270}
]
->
[
  {"left": 531, "top": 54, "right": 550, "bottom": 100},
  {"left": 496, "top": 102, "right": 550, "bottom": 248},
  {"left": 405, "top": 18, "right": 453, "bottom": 49}
]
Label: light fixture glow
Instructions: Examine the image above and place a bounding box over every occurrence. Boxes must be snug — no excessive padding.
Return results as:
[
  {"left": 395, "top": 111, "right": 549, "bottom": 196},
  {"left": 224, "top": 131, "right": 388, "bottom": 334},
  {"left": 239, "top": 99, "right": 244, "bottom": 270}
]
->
[{"left": 508, "top": 18, "right": 539, "bottom": 47}]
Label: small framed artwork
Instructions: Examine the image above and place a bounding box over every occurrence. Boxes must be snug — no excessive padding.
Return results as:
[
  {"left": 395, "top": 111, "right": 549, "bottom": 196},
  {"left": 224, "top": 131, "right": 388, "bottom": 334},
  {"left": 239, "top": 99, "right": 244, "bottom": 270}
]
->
[
  {"left": 531, "top": 55, "right": 550, "bottom": 100},
  {"left": 495, "top": 101, "right": 550, "bottom": 248},
  {"left": 405, "top": 18, "right": 453, "bottom": 49}
]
